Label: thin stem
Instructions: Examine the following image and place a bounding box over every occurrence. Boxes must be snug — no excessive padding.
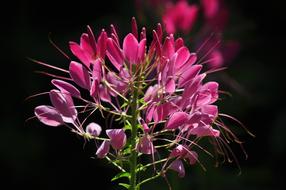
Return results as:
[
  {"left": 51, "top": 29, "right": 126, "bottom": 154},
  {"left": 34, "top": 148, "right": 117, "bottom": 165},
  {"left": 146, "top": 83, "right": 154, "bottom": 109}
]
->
[{"left": 136, "top": 173, "right": 161, "bottom": 188}]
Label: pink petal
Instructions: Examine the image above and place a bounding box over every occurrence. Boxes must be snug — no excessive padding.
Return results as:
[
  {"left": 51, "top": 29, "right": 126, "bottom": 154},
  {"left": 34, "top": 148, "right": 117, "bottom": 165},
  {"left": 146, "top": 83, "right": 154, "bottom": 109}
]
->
[
  {"left": 162, "top": 37, "right": 175, "bottom": 59},
  {"left": 170, "top": 145, "right": 187, "bottom": 158},
  {"left": 90, "top": 79, "right": 99, "bottom": 98},
  {"left": 86, "top": 25, "right": 97, "bottom": 52},
  {"left": 34, "top": 105, "right": 63, "bottom": 127},
  {"left": 106, "top": 38, "right": 124, "bottom": 70},
  {"left": 49, "top": 90, "right": 77, "bottom": 123},
  {"left": 201, "top": 0, "right": 219, "bottom": 19},
  {"left": 69, "top": 42, "right": 90, "bottom": 68},
  {"left": 185, "top": 151, "right": 198, "bottom": 165},
  {"left": 137, "top": 39, "right": 146, "bottom": 63},
  {"left": 178, "top": 65, "right": 202, "bottom": 87},
  {"left": 86, "top": 122, "right": 102, "bottom": 137},
  {"left": 92, "top": 59, "right": 102, "bottom": 81},
  {"left": 165, "top": 79, "right": 176, "bottom": 94},
  {"left": 201, "top": 105, "right": 218, "bottom": 119},
  {"left": 169, "top": 159, "right": 185, "bottom": 178},
  {"left": 99, "top": 85, "right": 111, "bottom": 103},
  {"left": 51, "top": 79, "right": 81, "bottom": 98},
  {"left": 123, "top": 33, "right": 138, "bottom": 64},
  {"left": 175, "top": 38, "right": 184, "bottom": 51},
  {"left": 69, "top": 61, "right": 91, "bottom": 90},
  {"left": 190, "top": 125, "right": 220, "bottom": 137},
  {"left": 97, "top": 30, "right": 107, "bottom": 58},
  {"left": 96, "top": 140, "right": 110, "bottom": 159},
  {"left": 208, "top": 50, "right": 224, "bottom": 68},
  {"left": 137, "top": 135, "right": 155, "bottom": 155},
  {"left": 175, "top": 47, "right": 191, "bottom": 70},
  {"left": 106, "top": 129, "right": 126, "bottom": 150},
  {"left": 80, "top": 33, "right": 94, "bottom": 60},
  {"left": 131, "top": 17, "right": 138, "bottom": 39},
  {"left": 165, "top": 112, "right": 189, "bottom": 129}
]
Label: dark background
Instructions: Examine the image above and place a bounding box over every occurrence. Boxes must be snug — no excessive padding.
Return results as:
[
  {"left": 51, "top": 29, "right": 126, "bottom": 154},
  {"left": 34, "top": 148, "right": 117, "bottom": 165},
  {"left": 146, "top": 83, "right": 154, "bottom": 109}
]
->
[{"left": 1, "top": 0, "right": 286, "bottom": 189}]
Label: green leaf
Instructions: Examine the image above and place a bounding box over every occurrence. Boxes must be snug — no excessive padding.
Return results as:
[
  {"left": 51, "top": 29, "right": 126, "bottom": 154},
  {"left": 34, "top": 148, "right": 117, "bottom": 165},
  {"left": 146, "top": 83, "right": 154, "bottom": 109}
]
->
[
  {"left": 111, "top": 172, "right": 130, "bottom": 182},
  {"left": 119, "top": 183, "right": 130, "bottom": 189}
]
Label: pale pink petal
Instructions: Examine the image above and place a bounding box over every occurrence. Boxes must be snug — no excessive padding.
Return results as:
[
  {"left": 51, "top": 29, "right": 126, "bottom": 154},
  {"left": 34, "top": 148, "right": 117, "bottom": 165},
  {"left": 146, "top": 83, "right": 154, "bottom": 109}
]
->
[
  {"left": 169, "top": 159, "right": 185, "bottom": 178},
  {"left": 69, "top": 61, "right": 91, "bottom": 90},
  {"left": 34, "top": 105, "right": 63, "bottom": 127},
  {"left": 51, "top": 79, "right": 81, "bottom": 98},
  {"left": 123, "top": 33, "right": 138, "bottom": 64},
  {"left": 106, "top": 129, "right": 126, "bottom": 150},
  {"left": 49, "top": 90, "right": 77, "bottom": 123},
  {"left": 165, "top": 112, "right": 189, "bottom": 129},
  {"left": 86, "top": 122, "right": 102, "bottom": 137},
  {"left": 96, "top": 140, "right": 110, "bottom": 159}
]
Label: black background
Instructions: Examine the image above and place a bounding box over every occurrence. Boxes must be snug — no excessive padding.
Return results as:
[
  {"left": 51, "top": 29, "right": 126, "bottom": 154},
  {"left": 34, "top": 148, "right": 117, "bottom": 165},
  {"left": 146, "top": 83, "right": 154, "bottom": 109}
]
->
[{"left": 1, "top": 0, "right": 286, "bottom": 189}]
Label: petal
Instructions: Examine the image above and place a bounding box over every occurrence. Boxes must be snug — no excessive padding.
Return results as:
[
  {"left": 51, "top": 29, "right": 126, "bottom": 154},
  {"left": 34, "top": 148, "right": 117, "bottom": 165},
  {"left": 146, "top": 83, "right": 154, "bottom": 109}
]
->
[
  {"left": 86, "top": 25, "right": 97, "bottom": 52},
  {"left": 49, "top": 90, "right": 77, "bottom": 123},
  {"left": 201, "top": 0, "right": 219, "bottom": 19},
  {"left": 99, "top": 85, "right": 111, "bottom": 103},
  {"left": 175, "top": 47, "right": 191, "bottom": 70},
  {"left": 51, "top": 79, "right": 81, "bottom": 98},
  {"left": 69, "top": 61, "right": 91, "bottom": 90},
  {"left": 69, "top": 42, "right": 90, "bottom": 68},
  {"left": 106, "top": 38, "right": 124, "bottom": 70},
  {"left": 201, "top": 105, "right": 218, "bottom": 119},
  {"left": 86, "top": 122, "right": 102, "bottom": 137},
  {"left": 106, "top": 129, "right": 127, "bottom": 150},
  {"left": 137, "top": 135, "right": 155, "bottom": 155},
  {"left": 165, "top": 112, "right": 189, "bottom": 129},
  {"left": 162, "top": 37, "right": 175, "bottom": 59},
  {"left": 97, "top": 30, "right": 107, "bottom": 58},
  {"left": 137, "top": 39, "right": 146, "bottom": 63},
  {"left": 96, "top": 140, "right": 110, "bottom": 159},
  {"left": 178, "top": 65, "right": 202, "bottom": 87},
  {"left": 34, "top": 105, "right": 63, "bottom": 127},
  {"left": 170, "top": 145, "right": 187, "bottom": 158},
  {"left": 175, "top": 37, "right": 184, "bottom": 51},
  {"left": 123, "top": 33, "right": 138, "bottom": 64},
  {"left": 185, "top": 151, "right": 198, "bottom": 165},
  {"left": 169, "top": 159, "right": 185, "bottom": 178},
  {"left": 190, "top": 125, "right": 220, "bottom": 137},
  {"left": 165, "top": 79, "right": 176, "bottom": 94},
  {"left": 80, "top": 33, "right": 94, "bottom": 60}
]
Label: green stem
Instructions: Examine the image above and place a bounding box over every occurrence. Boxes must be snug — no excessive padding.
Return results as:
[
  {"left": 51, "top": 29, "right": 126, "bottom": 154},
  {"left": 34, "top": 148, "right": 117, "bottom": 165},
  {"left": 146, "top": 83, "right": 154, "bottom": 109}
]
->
[
  {"left": 136, "top": 173, "right": 161, "bottom": 188},
  {"left": 129, "top": 80, "right": 139, "bottom": 190}
]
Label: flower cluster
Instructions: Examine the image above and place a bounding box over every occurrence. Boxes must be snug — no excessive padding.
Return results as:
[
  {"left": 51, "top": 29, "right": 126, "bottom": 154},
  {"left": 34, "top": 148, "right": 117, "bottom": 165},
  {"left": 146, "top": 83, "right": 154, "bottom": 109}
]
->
[{"left": 32, "top": 18, "right": 246, "bottom": 189}]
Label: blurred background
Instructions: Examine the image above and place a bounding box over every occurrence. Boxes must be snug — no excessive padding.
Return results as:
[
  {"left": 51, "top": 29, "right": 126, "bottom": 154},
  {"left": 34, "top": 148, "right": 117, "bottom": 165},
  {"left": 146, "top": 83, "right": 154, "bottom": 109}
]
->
[{"left": 1, "top": 0, "right": 285, "bottom": 189}]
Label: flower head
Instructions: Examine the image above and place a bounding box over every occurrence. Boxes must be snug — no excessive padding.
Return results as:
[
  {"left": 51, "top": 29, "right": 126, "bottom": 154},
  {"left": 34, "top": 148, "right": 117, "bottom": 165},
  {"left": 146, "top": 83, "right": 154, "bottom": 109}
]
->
[{"left": 31, "top": 17, "right": 250, "bottom": 189}]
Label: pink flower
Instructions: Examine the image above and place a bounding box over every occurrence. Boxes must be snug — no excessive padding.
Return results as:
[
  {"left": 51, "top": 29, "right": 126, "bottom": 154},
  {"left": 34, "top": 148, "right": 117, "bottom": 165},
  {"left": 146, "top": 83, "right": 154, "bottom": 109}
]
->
[
  {"left": 163, "top": 0, "right": 199, "bottom": 34},
  {"left": 169, "top": 159, "right": 185, "bottom": 177}
]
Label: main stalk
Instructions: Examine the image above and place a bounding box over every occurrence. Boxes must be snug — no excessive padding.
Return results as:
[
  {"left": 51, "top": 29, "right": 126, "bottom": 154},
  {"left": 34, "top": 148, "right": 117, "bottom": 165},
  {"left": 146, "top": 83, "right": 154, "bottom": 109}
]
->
[{"left": 129, "top": 76, "right": 139, "bottom": 190}]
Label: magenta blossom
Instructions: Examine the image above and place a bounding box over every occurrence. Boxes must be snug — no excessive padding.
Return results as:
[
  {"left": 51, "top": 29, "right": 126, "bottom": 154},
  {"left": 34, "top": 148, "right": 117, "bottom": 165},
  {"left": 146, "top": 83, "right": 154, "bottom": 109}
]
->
[
  {"left": 31, "top": 18, "right": 250, "bottom": 189},
  {"left": 162, "top": 0, "right": 198, "bottom": 34}
]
